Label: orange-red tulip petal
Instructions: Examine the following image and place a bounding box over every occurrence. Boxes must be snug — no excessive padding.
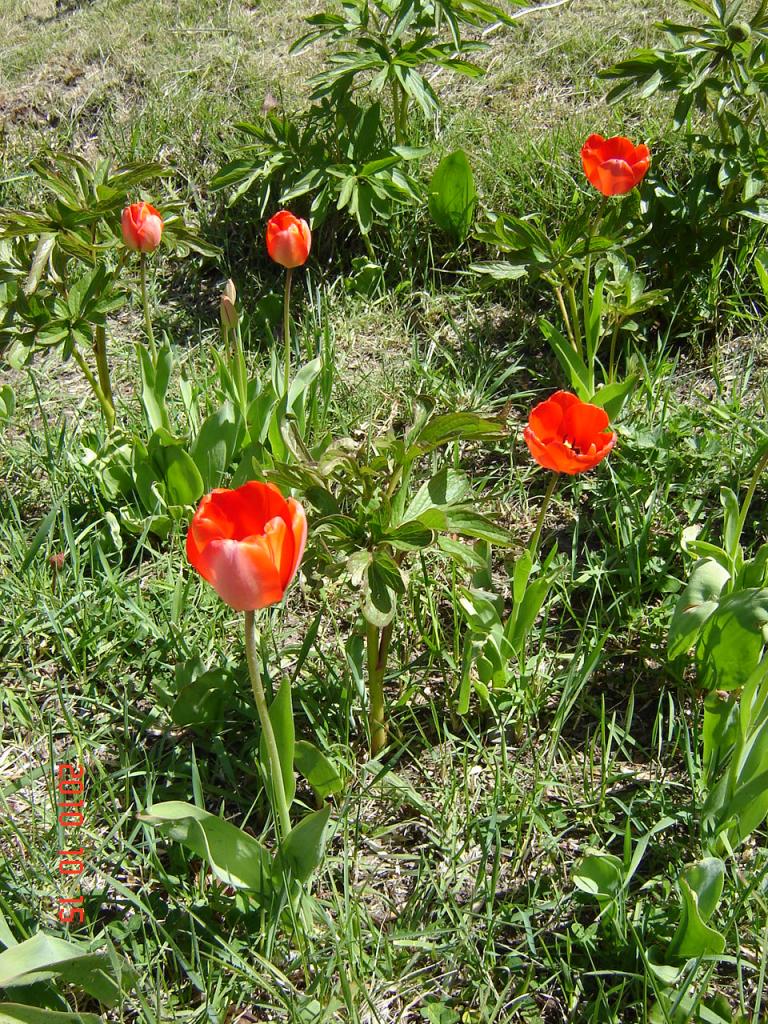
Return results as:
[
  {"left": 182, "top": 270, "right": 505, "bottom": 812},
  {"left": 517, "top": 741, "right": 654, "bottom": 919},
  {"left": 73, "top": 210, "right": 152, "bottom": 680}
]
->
[
  {"left": 581, "top": 134, "right": 650, "bottom": 196},
  {"left": 266, "top": 210, "right": 311, "bottom": 269},
  {"left": 187, "top": 481, "right": 307, "bottom": 611},
  {"left": 121, "top": 202, "right": 164, "bottom": 253},
  {"left": 524, "top": 391, "right": 616, "bottom": 475}
]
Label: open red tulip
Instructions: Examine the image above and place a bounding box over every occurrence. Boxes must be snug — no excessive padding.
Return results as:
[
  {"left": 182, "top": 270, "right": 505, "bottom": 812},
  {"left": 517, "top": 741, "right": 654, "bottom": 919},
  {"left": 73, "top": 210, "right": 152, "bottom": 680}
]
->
[
  {"left": 121, "top": 202, "right": 164, "bottom": 253},
  {"left": 524, "top": 391, "right": 616, "bottom": 475},
  {"left": 187, "top": 482, "right": 307, "bottom": 611},
  {"left": 581, "top": 135, "right": 650, "bottom": 196},
  {"left": 266, "top": 210, "right": 311, "bottom": 268}
]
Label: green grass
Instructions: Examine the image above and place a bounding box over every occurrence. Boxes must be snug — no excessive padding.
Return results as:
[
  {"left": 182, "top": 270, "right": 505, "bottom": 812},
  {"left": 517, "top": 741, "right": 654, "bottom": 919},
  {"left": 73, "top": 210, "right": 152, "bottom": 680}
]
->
[{"left": 3, "top": 0, "right": 768, "bottom": 1020}]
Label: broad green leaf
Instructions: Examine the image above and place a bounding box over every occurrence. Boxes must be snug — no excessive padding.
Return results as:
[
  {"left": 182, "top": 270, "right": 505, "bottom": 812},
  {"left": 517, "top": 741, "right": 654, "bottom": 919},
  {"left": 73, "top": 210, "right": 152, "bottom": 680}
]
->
[
  {"left": 667, "top": 558, "right": 731, "bottom": 660},
  {"left": 277, "top": 805, "right": 331, "bottom": 882},
  {"left": 260, "top": 677, "right": 296, "bottom": 811},
  {"left": 0, "top": 1006, "right": 101, "bottom": 1024},
  {"left": 573, "top": 852, "right": 624, "bottom": 910},
  {"left": 0, "top": 932, "right": 133, "bottom": 1006},
  {"left": 294, "top": 739, "right": 343, "bottom": 799},
  {"left": 171, "top": 669, "right": 236, "bottom": 728},
  {"left": 696, "top": 588, "right": 768, "bottom": 691},
  {"left": 590, "top": 375, "right": 636, "bottom": 421},
  {"left": 428, "top": 150, "right": 477, "bottom": 243},
  {"left": 414, "top": 413, "right": 504, "bottom": 451},
  {"left": 402, "top": 467, "right": 471, "bottom": 522},
  {"left": 539, "top": 319, "right": 591, "bottom": 398},
  {"left": 667, "top": 858, "right": 725, "bottom": 960},
  {"left": 140, "top": 801, "right": 272, "bottom": 895},
  {"left": 469, "top": 260, "right": 529, "bottom": 281},
  {"left": 720, "top": 486, "right": 742, "bottom": 565},
  {"left": 191, "top": 401, "right": 244, "bottom": 490}
]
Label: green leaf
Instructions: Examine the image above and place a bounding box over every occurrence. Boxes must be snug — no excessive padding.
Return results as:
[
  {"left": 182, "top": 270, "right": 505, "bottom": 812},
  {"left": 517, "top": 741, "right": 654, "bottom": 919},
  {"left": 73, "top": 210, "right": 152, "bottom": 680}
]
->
[
  {"left": 539, "top": 319, "right": 591, "bottom": 399},
  {"left": 720, "top": 486, "right": 742, "bottom": 565},
  {"left": 0, "top": 932, "right": 133, "bottom": 1006},
  {"left": 136, "top": 341, "right": 172, "bottom": 433},
  {"left": 573, "top": 852, "right": 624, "bottom": 910},
  {"left": 590, "top": 375, "right": 636, "bottom": 421},
  {"left": 696, "top": 588, "right": 768, "bottom": 691},
  {"left": 146, "top": 430, "right": 205, "bottom": 508},
  {"left": 428, "top": 150, "right": 477, "bottom": 243},
  {"left": 668, "top": 558, "right": 731, "bottom": 660},
  {"left": 191, "top": 401, "right": 245, "bottom": 490},
  {"left": 402, "top": 467, "right": 471, "bottom": 522},
  {"left": 470, "top": 260, "right": 529, "bottom": 281},
  {"left": 260, "top": 676, "right": 296, "bottom": 811},
  {"left": 414, "top": 413, "right": 504, "bottom": 451},
  {"left": 295, "top": 739, "right": 343, "bottom": 799},
  {"left": 23, "top": 233, "right": 55, "bottom": 295},
  {"left": 139, "top": 801, "right": 273, "bottom": 896},
  {"left": 171, "top": 668, "right": 236, "bottom": 728},
  {"left": 0, "top": 1006, "right": 102, "bottom": 1024},
  {"left": 362, "top": 551, "right": 405, "bottom": 628},
  {"left": 667, "top": 858, "right": 726, "bottom": 961},
  {"left": 276, "top": 805, "right": 331, "bottom": 882}
]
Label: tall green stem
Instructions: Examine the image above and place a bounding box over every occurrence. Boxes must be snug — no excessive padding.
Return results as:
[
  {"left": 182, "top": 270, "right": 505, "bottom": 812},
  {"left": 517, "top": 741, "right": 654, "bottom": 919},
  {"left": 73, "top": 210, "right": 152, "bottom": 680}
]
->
[
  {"left": 140, "top": 254, "right": 157, "bottom": 361},
  {"left": 735, "top": 448, "right": 768, "bottom": 546},
  {"left": 565, "top": 283, "right": 583, "bottom": 358},
  {"left": 72, "top": 343, "right": 115, "bottom": 430},
  {"left": 366, "top": 620, "right": 393, "bottom": 755},
  {"left": 555, "top": 285, "right": 576, "bottom": 350},
  {"left": 244, "top": 610, "right": 292, "bottom": 840},
  {"left": 283, "top": 267, "right": 294, "bottom": 396},
  {"left": 528, "top": 473, "right": 559, "bottom": 561},
  {"left": 93, "top": 326, "right": 116, "bottom": 430}
]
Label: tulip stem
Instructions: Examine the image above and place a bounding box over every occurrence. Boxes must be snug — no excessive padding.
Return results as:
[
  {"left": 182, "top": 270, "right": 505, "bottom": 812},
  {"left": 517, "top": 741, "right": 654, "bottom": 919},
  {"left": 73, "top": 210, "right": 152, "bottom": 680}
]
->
[
  {"left": 735, "top": 447, "right": 768, "bottom": 550},
  {"left": 555, "top": 285, "right": 576, "bottom": 351},
  {"left": 565, "top": 283, "right": 583, "bottom": 359},
  {"left": 366, "top": 620, "right": 393, "bottom": 756},
  {"left": 283, "top": 267, "right": 293, "bottom": 396},
  {"left": 529, "top": 473, "right": 559, "bottom": 562},
  {"left": 244, "top": 610, "right": 292, "bottom": 841},
  {"left": 71, "top": 342, "right": 116, "bottom": 431},
  {"left": 140, "top": 254, "right": 157, "bottom": 362},
  {"left": 93, "top": 325, "right": 116, "bottom": 430}
]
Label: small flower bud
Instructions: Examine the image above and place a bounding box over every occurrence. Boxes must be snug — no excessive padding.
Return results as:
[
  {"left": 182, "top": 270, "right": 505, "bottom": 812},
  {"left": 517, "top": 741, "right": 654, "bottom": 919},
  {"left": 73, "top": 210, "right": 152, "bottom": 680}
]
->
[{"left": 220, "top": 279, "right": 239, "bottom": 328}]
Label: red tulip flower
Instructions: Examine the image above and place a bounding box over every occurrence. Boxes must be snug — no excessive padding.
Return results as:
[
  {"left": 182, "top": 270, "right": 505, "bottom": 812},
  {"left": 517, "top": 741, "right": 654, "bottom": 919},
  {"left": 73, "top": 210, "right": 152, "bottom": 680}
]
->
[
  {"left": 524, "top": 391, "right": 616, "bottom": 475},
  {"left": 121, "top": 202, "right": 164, "bottom": 253},
  {"left": 187, "top": 482, "right": 307, "bottom": 611},
  {"left": 581, "top": 135, "right": 650, "bottom": 196},
  {"left": 266, "top": 210, "right": 311, "bottom": 269}
]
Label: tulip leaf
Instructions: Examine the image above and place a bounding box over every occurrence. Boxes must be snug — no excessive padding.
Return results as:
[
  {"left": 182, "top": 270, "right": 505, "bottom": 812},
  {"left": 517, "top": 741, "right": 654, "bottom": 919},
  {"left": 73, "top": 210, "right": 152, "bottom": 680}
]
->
[
  {"left": 171, "top": 668, "right": 237, "bottom": 728},
  {"left": 140, "top": 801, "right": 273, "bottom": 896},
  {"left": 668, "top": 558, "right": 731, "bottom": 660},
  {"left": 428, "top": 149, "right": 477, "bottom": 243},
  {"left": 191, "top": 400, "right": 245, "bottom": 490},
  {"left": 0, "top": 1007, "right": 102, "bottom": 1024},
  {"left": 295, "top": 739, "right": 344, "bottom": 799},
  {"left": 539, "top": 318, "right": 591, "bottom": 399},
  {"left": 276, "top": 805, "right": 332, "bottom": 882},
  {"left": 573, "top": 852, "right": 624, "bottom": 911},
  {"left": 695, "top": 588, "right": 768, "bottom": 691},
  {"left": 590, "top": 375, "right": 636, "bottom": 421},
  {"left": 260, "top": 676, "right": 296, "bottom": 812},
  {"left": 0, "top": 932, "right": 134, "bottom": 1006},
  {"left": 667, "top": 858, "right": 725, "bottom": 961}
]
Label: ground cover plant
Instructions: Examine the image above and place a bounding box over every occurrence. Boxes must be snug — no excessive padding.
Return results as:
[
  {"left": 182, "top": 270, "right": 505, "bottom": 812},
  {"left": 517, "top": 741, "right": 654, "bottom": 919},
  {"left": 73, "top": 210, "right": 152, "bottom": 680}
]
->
[{"left": 3, "top": 0, "right": 768, "bottom": 1021}]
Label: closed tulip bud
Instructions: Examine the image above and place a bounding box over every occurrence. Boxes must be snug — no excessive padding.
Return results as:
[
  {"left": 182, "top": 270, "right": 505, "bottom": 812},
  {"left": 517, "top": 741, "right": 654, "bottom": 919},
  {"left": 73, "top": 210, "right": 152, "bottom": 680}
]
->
[
  {"left": 220, "top": 279, "right": 239, "bottom": 328},
  {"left": 121, "top": 202, "right": 164, "bottom": 253},
  {"left": 266, "top": 210, "right": 311, "bottom": 269}
]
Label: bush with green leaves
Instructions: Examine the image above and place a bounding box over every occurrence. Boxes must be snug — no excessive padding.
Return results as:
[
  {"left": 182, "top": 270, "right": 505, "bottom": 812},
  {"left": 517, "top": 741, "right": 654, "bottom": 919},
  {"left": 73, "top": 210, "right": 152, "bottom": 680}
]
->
[
  {"left": 600, "top": 0, "right": 768, "bottom": 322},
  {"left": 0, "top": 153, "right": 216, "bottom": 430}
]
